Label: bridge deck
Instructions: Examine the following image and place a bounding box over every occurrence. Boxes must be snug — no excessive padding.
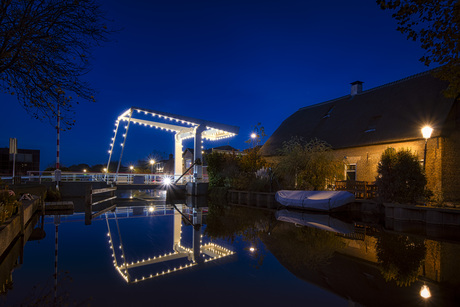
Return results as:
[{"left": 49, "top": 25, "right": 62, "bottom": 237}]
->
[{"left": 114, "top": 183, "right": 186, "bottom": 190}]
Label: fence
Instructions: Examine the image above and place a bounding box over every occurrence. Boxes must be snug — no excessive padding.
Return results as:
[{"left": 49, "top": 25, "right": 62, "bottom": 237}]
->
[
  {"left": 0, "top": 172, "right": 199, "bottom": 184},
  {"left": 85, "top": 186, "right": 117, "bottom": 225},
  {"left": 335, "top": 180, "right": 377, "bottom": 199}
]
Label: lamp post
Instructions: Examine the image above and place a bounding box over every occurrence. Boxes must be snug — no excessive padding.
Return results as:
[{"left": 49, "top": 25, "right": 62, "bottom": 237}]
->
[
  {"left": 421, "top": 126, "right": 433, "bottom": 170},
  {"left": 251, "top": 133, "right": 257, "bottom": 148},
  {"left": 149, "top": 159, "right": 155, "bottom": 183}
]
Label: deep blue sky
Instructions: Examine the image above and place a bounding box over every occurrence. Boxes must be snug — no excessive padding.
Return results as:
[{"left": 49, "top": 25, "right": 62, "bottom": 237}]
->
[{"left": 1, "top": 0, "right": 433, "bottom": 170}]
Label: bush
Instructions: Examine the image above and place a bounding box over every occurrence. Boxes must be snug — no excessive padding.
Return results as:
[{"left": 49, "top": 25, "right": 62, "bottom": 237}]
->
[
  {"left": 376, "top": 148, "right": 427, "bottom": 203},
  {"left": 206, "top": 150, "right": 270, "bottom": 191},
  {"left": 206, "top": 151, "right": 241, "bottom": 188},
  {"left": 0, "top": 189, "right": 19, "bottom": 223},
  {"left": 275, "top": 137, "right": 344, "bottom": 190},
  {"left": 45, "top": 187, "right": 62, "bottom": 201}
]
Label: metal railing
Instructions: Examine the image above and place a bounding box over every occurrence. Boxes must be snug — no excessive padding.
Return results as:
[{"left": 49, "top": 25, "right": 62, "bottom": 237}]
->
[{"left": 0, "top": 172, "right": 204, "bottom": 184}]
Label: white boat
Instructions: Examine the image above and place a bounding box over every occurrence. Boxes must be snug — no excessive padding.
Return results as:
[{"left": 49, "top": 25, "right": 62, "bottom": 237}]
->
[
  {"left": 275, "top": 209, "right": 355, "bottom": 234},
  {"left": 275, "top": 190, "right": 355, "bottom": 211}
]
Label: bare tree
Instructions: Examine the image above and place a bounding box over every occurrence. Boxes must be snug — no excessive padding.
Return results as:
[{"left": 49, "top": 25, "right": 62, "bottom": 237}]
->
[{"left": 0, "top": 0, "right": 112, "bottom": 129}]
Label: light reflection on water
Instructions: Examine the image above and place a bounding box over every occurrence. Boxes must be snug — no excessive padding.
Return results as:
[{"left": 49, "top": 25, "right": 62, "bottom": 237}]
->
[{"left": 1, "top": 199, "right": 459, "bottom": 306}]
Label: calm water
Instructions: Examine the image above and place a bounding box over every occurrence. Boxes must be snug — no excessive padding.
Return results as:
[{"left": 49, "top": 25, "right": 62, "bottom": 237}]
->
[{"left": 1, "top": 193, "right": 459, "bottom": 306}]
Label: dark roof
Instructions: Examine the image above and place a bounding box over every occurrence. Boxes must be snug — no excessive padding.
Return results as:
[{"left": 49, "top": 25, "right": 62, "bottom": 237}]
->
[
  {"left": 261, "top": 71, "right": 456, "bottom": 156},
  {"left": 212, "top": 145, "right": 238, "bottom": 151},
  {"left": 204, "top": 145, "right": 239, "bottom": 155}
]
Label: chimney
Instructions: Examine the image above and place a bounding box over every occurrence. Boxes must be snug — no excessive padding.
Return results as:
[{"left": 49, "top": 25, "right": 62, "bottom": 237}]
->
[{"left": 351, "top": 81, "right": 363, "bottom": 96}]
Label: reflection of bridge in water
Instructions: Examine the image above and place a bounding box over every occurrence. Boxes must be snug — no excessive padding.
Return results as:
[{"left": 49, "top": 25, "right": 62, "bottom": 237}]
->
[{"left": 105, "top": 204, "right": 235, "bottom": 284}]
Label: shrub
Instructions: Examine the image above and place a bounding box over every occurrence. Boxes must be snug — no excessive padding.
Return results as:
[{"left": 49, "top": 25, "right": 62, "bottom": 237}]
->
[
  {"left": 275, "top": 137, "right": 344, "bottom": 190},
  {"left": 45, "top": 187, "right": 62, "bottom": 201},
  {"left": 376, "top": 148, "right": 427, "bottom": 203},
  {"left": 0, "top": 189, "right": 19, "bottom": 223},
  {"left": 206, "top": 149, "right": 269, "bottom": 191},
  {"left": 206, "top": 151, "right": 241, "bottom": 188}
]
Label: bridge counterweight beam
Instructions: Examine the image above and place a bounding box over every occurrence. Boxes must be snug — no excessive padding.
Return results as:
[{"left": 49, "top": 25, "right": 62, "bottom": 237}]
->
[{"left": 116, "top": 109, "right": 133, "bottom": 181}]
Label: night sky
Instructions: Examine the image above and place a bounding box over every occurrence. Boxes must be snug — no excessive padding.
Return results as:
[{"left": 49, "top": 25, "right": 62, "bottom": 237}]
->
[{"left": 1, "top": 0, "right": 434, "bottom": 170}]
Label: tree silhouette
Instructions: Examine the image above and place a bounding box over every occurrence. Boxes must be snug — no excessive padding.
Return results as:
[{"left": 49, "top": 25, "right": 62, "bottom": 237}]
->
[
  {"left": 0, "top": 0, "right": 113, "bottom": 129},
  {"left": 377, "top": 0, "right": 460, "bottom": 97}
]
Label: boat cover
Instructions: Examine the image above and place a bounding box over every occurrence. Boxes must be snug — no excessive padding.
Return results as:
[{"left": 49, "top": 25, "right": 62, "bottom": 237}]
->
[
  {"left": 275, "top": 209, "right": 355, "bottom": 234},
  {"left": 275, "top": 190, "right": 355, "bottom": 211}
]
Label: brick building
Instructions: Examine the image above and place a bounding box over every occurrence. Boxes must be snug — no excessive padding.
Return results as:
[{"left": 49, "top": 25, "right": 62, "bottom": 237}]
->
[
  {"left": 0, "top": 147, "right": 40, "bottom": 176},
  {"left": 260, "top": 70, "right": 460, "bottom": 201}
]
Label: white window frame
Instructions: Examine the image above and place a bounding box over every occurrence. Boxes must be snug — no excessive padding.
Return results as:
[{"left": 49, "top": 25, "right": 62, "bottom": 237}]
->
[{"left": 345, "top": 164, "right": 357, "bottom": 181}]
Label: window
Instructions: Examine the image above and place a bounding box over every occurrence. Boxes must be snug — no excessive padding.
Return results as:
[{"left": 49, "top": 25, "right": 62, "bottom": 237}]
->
[
  {"left": 322, "top": 106, "right": 335, "bottom": 119},
  {"left": 10, "top": 153, "right": 32, "bottom": 162},
  {"left": 364, "top": 115, "right": 381, "bottom": 133},
  {"left": 346, "top": 164, "right": 356, "bottom": 181}
]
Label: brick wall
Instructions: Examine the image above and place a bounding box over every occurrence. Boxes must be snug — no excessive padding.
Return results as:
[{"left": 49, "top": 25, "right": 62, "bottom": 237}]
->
[
  {"left": 332, "top": 138, "right": 444, "bottom": 199},
  {"left": 441, "top": 131, "right": 460, "bottom": 202},
  {"left": 263, "top": 136, "right": 460, "bottom": 200}
]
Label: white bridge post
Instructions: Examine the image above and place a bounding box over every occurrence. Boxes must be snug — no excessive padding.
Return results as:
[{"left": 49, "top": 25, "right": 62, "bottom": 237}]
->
[
  {"left": 174, "top": 133, "right": 183, "bottom": 182},
  {"left": 193, "top": 125, "right": 205, "bottom": 183}
]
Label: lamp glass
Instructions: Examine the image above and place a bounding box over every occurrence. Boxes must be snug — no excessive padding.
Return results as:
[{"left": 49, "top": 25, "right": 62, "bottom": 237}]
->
[
  {"left": 420, "top": 285, "right": 431, "bottom": 299},
  {"left": 422, "top": 126, "right": 433, "bottom": 139}
]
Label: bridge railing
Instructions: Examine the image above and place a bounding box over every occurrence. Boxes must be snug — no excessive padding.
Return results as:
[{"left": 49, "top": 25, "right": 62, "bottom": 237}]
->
[{"left": 1, "top": 172, "right": 201, "bottom": 184}]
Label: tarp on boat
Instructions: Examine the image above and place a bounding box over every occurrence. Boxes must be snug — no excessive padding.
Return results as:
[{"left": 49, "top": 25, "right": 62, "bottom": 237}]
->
[
  {"left": 275, "top": 209, "right": 355, "bottom": 234},
  {"left": 275, "top": 190, "right": 355, "bottom": 211}
]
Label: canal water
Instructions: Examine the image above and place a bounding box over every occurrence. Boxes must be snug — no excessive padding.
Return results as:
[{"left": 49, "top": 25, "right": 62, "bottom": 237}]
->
[{"left": 1, "top": 193, "right": 459, "bottom": 306}]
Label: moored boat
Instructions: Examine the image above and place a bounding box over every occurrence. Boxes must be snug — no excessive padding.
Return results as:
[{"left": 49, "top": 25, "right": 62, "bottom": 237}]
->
[{"left": 275, "top": 190, "right": 355, "bottom": 211}]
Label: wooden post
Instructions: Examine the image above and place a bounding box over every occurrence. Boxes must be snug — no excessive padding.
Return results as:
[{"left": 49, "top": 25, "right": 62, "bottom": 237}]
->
[
  {"left": 364, "top": 181, "right": 368, "bottom": 199},
  {"left": 19, "top": 201, "right": 24, "bottom": 236},
  {"left": 85, "top": 184, "right": 92, "bottom": 225}
]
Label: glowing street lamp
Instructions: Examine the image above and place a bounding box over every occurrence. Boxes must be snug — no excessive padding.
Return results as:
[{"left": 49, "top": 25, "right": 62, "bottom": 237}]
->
[
  {"left": 421, "top": 126, "right": 433, "bottom": 170},
  {"left": 129, "top": 165, "right": 134, "bottom": 184},
  {"left": 103, "top": 168, "right": 108, "bottom": 173},
  {"left": 149, "top": 159, "right": 155, "bottom": 174},
  {"left": 83, "top": 169, "right": 87, "bottom": 173}
]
